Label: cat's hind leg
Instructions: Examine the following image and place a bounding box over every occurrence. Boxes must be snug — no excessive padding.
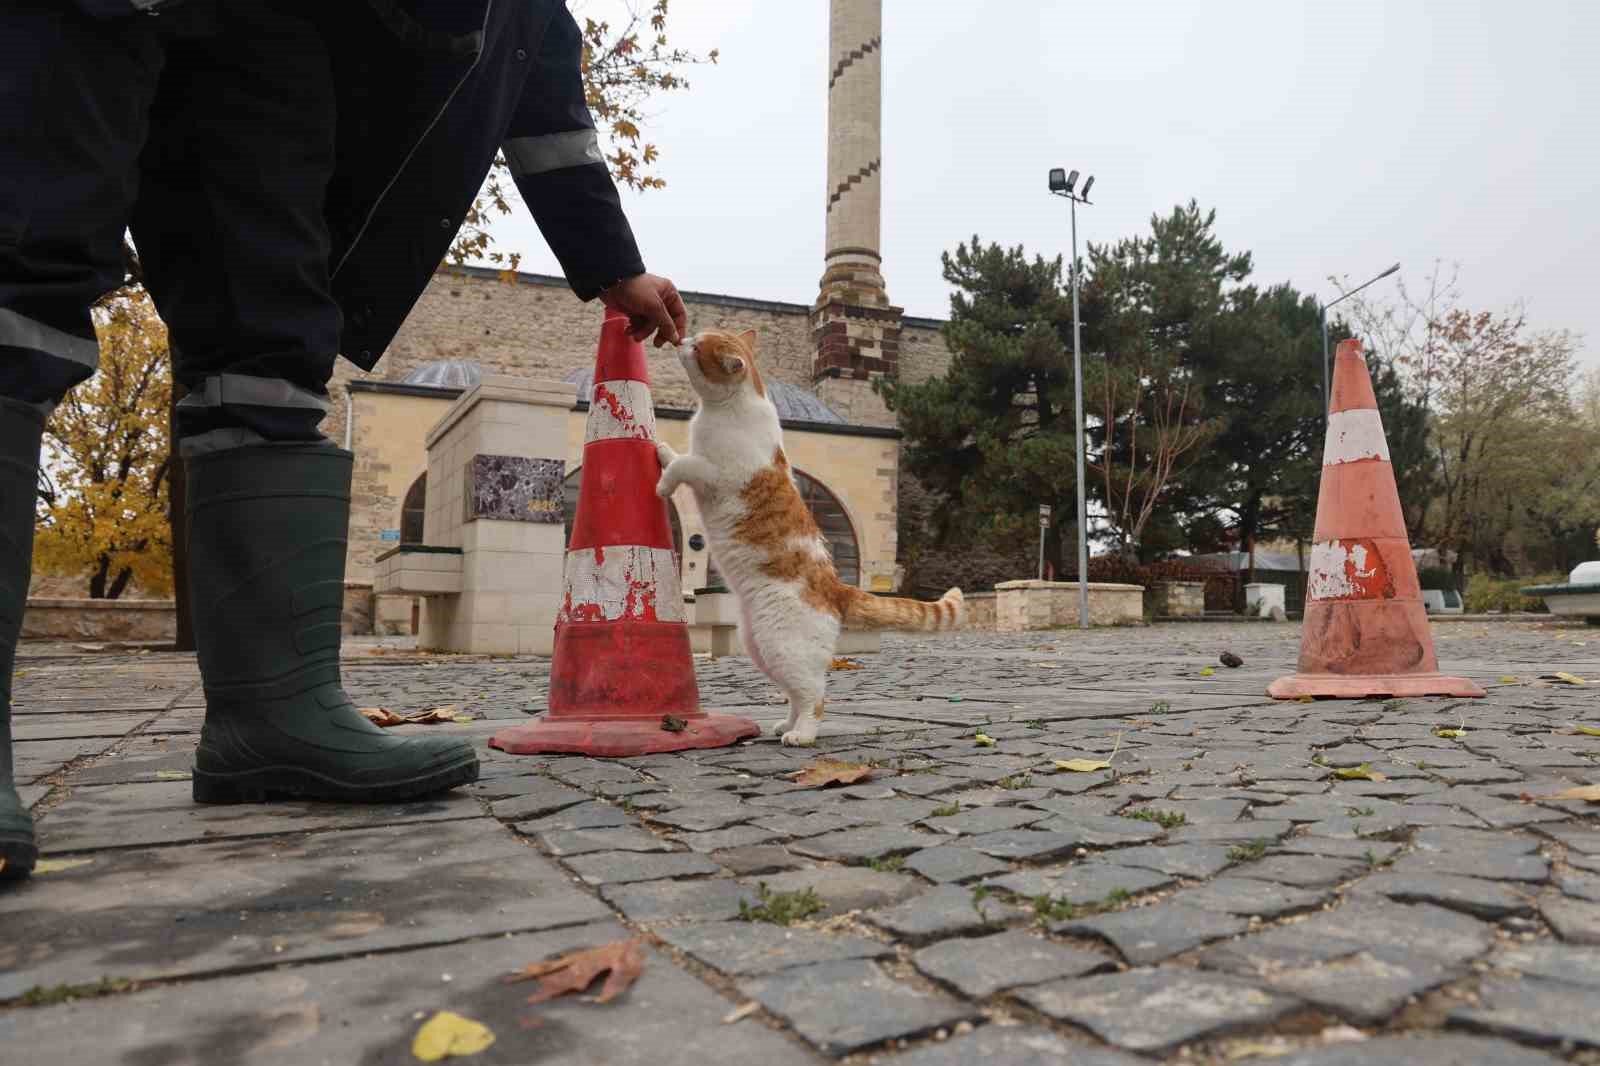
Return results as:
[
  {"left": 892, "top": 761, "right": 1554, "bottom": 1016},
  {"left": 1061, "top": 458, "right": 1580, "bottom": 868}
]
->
[{"left": 780, "top": 688, "right": 828, "bottom": 748}]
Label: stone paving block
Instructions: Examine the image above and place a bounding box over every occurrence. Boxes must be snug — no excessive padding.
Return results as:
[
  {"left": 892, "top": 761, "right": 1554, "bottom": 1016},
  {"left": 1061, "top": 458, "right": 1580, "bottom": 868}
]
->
[
  {"left": 1177, "top": 877, "right": 1331, "bottom": 918},
  {"left": 890, "top": 1026, "right": 1147, "bottom": 1066},
  {"left": 1538, "top": 824, "right": 1600, "bottom": 854},
  {"left": 1542, "top": 897, "right": 1600, "bottom": 944},
  {"left": 514, "top": 799, "right": 633, "bottom": 832},
  {"left": 750, "top": 867, "right": 922, "bottom": 917},
  {"left": 600, "top": 878, "right": 759, "bottom": 923},
  {"left": 920, "top": 805, "right": 1047, "bottom": 836},
  {"left": 1058, "top": 902, "right": 1249, "bottom": 964},
  {"left": 10, "top": 711, "right": 169, "bottom": 741},
  {"left": 1, "top": 920, "right": 821, "bottom": 1066},
  {"left": 985, "top": 864, "right": 1173, "bottom": 908},
  {"left": 1230, "top": 855, "right": 1368, "bottom": 888},
  {"left": 562, "top": 849, "right": 722, "bottom": 886},
  {"left": 1201, "top": 900, "right": 1492, "bottom": 977},
  {"left": 538, "top": 825, "right": 675, "bottom": 856},
  {"left": 911, "top": 928, "right": 1110, "bottom": 999},
  {"left": 750, "top": 811, "right": 870, "bottom": 838},
  {"left": 1271, "top": 836, "right": 1404, "bottom": 862},
  {"left": 962, "top": 830, "right": 1079, "bottom": 862},
  {"left": 1350, "top": 872, "right": 1535, "bottom": 919},
  {"left": 903, "top": 845, "right": 1012, "bottom": 884},
  {"left": 12, "top": 736, "right": 120, "bottom": 784},
  {"left": 1033, "top": 814, "right": 1168, "bottom": 847},
  {"left": 710, "top": 844, "right": 803, "bottom": 876},
  {"left": 1277, "top": 1034, "right": 1564, "bottom": 1065},
  {"left": 1015, "top": 968, "right": 1300, "bottom": 1053},
  {"left": 1490, "top": 942, "right": 1600, "bottom": 988},
  {"left": 788, "top": 825, "right": 935, "bottom": 863},
  {"left": 740, "top": 958, "right": 981, "bottom": 1056},
  {"left": 674, "top": 824, "right": 782, "bottom": 853},
  {"left": 35, "top": 779, "right": 480, "bottom": 852},
  {"left": 1266, "top": 948, "right": 1463, "bottom": 1023},
  {"left": 0, "top": 818, "right": 608, "bottom": 1000},
  {"left": 645, "top": 805, "right": 754, "bottom": 832},
  {"left": 1167, "top": 819, "right": 1294, "bottom": 845},
  {"left": 657, "top": 920, "right": 891, "bottom": 975},
  {"left": 1451, "top": 975, "right": 1600, "bottom": 1048},
  {"left": 487, "top": 781, "right": 589, "bottom": 821},
  {"left": 1108, "top": 843, "right": 1236, "bottom": 879},
  {"left": 866, "top": 883, "right": 1026, "bottom": 940},
  {"left": 1558, "top": 869, "right": 1600, "bottom": 903},
  {"left": 1388, "top": 848, "right": 1549, "bottom": 884}
]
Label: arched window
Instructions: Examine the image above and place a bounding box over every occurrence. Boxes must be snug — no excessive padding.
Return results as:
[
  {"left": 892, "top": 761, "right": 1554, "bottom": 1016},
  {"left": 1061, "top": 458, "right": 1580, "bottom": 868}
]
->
[
  {"left": 563, "top": 468, "right": 683, "bottom": 573},
  {"left": 793, "top": 469, "right": 860, "bottom": 587},
  {"left": 400, "top": 473, "right": 427, "bottom": 545}
]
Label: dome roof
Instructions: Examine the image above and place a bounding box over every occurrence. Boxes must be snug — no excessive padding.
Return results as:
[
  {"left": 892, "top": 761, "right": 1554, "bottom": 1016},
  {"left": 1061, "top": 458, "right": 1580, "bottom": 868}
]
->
[
  {"left": 401, "top": 359, "right": 482, "bottom": 389},
  {"left": 566, "top": 368, "right": 846, "bottom": 425}
]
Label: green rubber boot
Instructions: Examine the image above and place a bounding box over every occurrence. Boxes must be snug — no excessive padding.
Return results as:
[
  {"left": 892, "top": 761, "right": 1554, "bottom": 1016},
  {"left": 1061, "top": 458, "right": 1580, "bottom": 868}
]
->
[
  {"left": 187, "top": 443, "right": 478, "bottom": 803},
  {"left": 0, "top": 397, "right": 45, "bottom": 878}
]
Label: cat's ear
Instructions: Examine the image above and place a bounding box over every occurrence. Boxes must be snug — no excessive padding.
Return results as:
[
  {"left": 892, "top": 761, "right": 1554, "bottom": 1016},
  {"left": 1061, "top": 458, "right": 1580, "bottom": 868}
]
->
[
  {"left": 738, "top": 329, "right": 759, "bottom": 356},
  {"left": 720, "top": 355, "right": 747, "bottom": 376}
]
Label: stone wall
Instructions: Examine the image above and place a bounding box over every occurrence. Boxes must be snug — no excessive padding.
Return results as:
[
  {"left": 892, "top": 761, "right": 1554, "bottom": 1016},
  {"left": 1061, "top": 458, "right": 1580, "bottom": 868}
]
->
[
  {"left": 994, "top": 581, "right": 1145, "bottom": 631},
  {"left": 23, "top": 598, "right": 176, "bottom": 643},
  {"left": 1151, "top": 581, "right": 1206, "bottom": 619}
]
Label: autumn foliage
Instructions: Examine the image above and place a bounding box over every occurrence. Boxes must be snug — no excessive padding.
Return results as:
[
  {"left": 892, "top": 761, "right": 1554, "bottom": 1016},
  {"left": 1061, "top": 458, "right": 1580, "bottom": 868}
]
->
[{"left": 33, "top": 289, "right": 173, "bottom": 599}]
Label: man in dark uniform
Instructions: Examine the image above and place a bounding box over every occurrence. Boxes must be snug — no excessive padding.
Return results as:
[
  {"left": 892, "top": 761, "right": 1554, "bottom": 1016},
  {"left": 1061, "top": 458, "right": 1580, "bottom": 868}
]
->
[{"left": 0, "top": 0, "right": 689, "bottom": 879}]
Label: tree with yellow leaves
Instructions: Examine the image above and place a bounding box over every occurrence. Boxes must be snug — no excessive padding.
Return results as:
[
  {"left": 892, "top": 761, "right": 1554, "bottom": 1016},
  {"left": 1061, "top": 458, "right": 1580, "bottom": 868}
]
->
[{"left": 33, "top": 289, "right": 173, "bottom": 599}]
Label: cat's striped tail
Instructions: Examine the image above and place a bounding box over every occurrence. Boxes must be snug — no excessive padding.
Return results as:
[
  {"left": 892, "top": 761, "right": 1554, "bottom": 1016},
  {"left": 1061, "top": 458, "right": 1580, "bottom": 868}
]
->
[{"left": 843, "top": 587, "right": 964, "bottom": 632}]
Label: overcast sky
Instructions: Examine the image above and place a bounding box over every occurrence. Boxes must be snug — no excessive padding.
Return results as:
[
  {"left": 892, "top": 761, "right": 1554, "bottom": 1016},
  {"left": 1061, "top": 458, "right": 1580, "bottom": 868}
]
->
[{"left": 497, "top": 1, "right": 1596, "bottom": 366}]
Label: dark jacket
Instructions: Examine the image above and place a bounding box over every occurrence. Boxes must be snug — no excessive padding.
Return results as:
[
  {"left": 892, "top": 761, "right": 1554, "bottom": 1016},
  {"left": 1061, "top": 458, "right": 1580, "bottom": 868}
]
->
[{"left": 81, "top": 0, "right": 646, "bottom": 371}]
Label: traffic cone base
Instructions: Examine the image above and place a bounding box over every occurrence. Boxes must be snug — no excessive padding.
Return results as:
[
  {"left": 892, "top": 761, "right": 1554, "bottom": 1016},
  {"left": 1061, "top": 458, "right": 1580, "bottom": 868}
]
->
[
  {"left": 488, "top": 311, "right": 759, "bottom": 756},
  {"left": 1270, "top": 339, "right": 1484, "bottom": 700}
]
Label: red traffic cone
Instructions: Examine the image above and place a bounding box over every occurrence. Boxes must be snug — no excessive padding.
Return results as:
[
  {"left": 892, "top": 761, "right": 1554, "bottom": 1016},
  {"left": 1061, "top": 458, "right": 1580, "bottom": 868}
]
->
[
  {"left": 489, "top": 311, "right": 761, "bottom": 756},
  {"left": 1269, "top": 340, "right": 1484, "bottom": 700}
]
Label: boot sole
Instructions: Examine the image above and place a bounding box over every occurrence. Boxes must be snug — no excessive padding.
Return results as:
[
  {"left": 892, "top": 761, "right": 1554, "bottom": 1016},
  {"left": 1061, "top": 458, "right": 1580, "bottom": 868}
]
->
[
  {"left": 0, "top": 831, "right": 37, "bottom": 880},
  {"left": 192, "top": 752, "right": 479, "bottom": 805}
]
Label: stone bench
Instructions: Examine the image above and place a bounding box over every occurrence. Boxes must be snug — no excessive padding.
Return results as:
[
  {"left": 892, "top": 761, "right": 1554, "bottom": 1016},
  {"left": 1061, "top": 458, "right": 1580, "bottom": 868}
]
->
[{"left": 1523, "top": 561, "right": 1600, "bottom": 624}]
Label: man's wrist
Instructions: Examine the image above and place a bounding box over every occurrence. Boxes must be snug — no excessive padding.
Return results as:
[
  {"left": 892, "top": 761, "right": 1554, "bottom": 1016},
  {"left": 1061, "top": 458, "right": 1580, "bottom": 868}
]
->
[{"left": 599, "top": 272, "right": 644, "bottom": 300}]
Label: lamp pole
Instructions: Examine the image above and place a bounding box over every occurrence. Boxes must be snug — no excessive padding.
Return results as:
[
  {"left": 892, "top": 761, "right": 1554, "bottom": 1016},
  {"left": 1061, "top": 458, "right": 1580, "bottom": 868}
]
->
[
  {"left": 1320, "top": 263, "right": 1399, "bottom": 419},
  {"left": 1048, "top": 168, "right": 1094, "bottom": 629}
]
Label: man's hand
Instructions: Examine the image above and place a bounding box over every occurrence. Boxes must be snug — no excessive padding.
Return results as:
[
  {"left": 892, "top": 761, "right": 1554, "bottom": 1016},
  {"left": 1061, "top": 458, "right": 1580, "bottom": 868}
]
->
[{"left": 600, "top": 273, "right": 688, "bottom": 347}]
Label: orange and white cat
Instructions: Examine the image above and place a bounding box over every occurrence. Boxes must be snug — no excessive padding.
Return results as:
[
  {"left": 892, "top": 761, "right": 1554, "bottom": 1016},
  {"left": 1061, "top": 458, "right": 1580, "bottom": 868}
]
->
[{"left": 656, "top": 328, "right": 963, "bottom": 747}]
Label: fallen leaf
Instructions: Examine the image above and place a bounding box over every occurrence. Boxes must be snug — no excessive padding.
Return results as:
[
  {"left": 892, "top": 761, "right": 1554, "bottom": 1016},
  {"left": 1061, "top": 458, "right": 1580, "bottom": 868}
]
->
[
  {"left": 505, "top": 938, "right": 646, "bottom": 1005},
  {"left": 412, "top": 1011, "right": 495, "bottom": 1061},
  {"left": 154, "top": 769, "right": 191, "bottom": 780},
  {"left": 722, "top": 1001, "right": 760, "bottom": 1024},
  {"left": 360, "top": 707, "right": 406, "bottom": 727},
  {"left": 973, "top": 733, "right": 997, "bottom": 747},
  {"left": 1498, "top": 675, "right": 1520, "bottom": 684},
  {"left": 407, "top": 705, "right": 464, "bottom": 725},
  {"left": 1574, "top": 725, "right": 1600, "bottom": 737},
  {"left": 1331, "top": 763, "right": 1387, "bottom": 782},
  {"left": 1295, "top": 696, "right": 1316, "bottom": 703},
  {"left": 452, "top": 713, "right": 477, "bottom": 723},
  {"left": 1055, "top": 757, "right": 1112, "bottom": 773},
  {"left": 1199, "top": 666, "right": 1216, "bottom": 677},
  {"left": 1220, "top": 652, "right": 1244, "bottom": 668},
  {"left": 33, "top": 858, "right": 94, "bottom": 874},
  {"left": 661, "top": 715, "right": 687, "bottom": 733},
  {"left": 1434, "top": 727, "right": 1467, "bottom": 739},
  {"left": 1034, "top": 662, "right": 1062, "bottom": 669},
  {"left": 829, "top": 657, "right": 864, "bottom": 671},
  {"left": 1541, "top": 784, "right": 1600, "bottom": 803},
  {"left": 786, "top": 758, "right": 874, "bottom": 788},
  {"left": 1543, "top": 672, "right": 1589, "bottom": 686}
]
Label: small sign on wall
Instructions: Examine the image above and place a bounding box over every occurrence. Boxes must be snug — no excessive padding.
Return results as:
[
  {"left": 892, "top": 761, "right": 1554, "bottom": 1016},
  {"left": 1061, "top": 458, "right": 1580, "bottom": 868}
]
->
[{"left": 379, "top": 529, "right": 401, "bottom": 542}]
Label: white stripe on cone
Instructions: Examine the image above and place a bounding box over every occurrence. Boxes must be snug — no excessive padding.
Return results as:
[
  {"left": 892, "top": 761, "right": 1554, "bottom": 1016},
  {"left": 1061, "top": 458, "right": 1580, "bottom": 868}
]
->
[
  {"left": 1306, "top": 540, "right": 1379, "bottom": 600},
  {"left": 559, "top": 546, "right": 686, "bottom": 624},
  {"left": 585, "top": 380, "right": 657, "bottom": 443},
  {"left": 1322, "top": 408, "right": 1391, "bottom": 466}
]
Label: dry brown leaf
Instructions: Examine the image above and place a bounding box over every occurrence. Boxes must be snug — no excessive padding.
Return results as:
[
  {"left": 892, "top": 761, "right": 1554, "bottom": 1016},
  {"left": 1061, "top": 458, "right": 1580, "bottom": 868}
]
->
[
  {"left": 722, "top": 1001, "right": 760, "bottom": 1024},
  {"left": 829, "top": 657, "right": 864, "bottom": 671},
  {"left": 661, "top": 715, "right": 688, "bottom": 733},
  {"left": 360, "top": 706, "right": 405, "bottom": 727},
  {"left": 787, "top": 757, "right": 874, "bottom": 788},
  {"left": 407, "top": 706, "right": 464, "bottom": 725},
  {"left": 1055, "top": 757, "right": 1112, "bottom": 773},
  {"left": 1542, "top": 784, "right": 1600, "bottom": 803},
  {"left": 504, "top": 938, "right": 646, "bottom": 1005}
]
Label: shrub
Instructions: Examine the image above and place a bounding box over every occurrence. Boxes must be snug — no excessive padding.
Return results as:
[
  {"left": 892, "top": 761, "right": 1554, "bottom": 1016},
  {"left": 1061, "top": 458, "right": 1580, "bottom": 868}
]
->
[
  {"left": 1417, "top": 567, "right": 1460, "bottom": 592},
  {"left": 1464, "top": 573, "right": 1560, "bottom": 614}
]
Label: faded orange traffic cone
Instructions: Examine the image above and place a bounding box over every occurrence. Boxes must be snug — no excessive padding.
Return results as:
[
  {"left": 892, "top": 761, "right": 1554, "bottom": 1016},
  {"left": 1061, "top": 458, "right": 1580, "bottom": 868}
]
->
[
  {"left": 489, "top": 311, "right": 761, "bottom": 756},
  {"left": 1269, "top": 340, "right": 1484, "bottom": 700}
]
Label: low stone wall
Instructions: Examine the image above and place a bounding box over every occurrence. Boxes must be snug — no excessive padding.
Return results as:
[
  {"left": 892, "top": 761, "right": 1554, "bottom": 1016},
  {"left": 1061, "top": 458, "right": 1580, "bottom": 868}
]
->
[
  {"left": 1151, "top": 581, "right": 1205, "bottom": 619},
  {"left": 993, "top": 580, "right": 1145, "bottom": 631},
  {"left": 962, "top": 591, "right": 997, "bottom": 629},
  {"left": 22, "top": 597, "right": 177, "bottom": 643}
]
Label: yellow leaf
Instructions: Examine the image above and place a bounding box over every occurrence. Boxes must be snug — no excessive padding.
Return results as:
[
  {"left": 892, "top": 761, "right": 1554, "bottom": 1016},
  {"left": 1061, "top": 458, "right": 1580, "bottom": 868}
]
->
[
  {"left": 1332, "top": 763, "right": 1387, "bottom": 782},
  {"left": 1055, "top": 758, "right": 1112, "bottom": 773},
  {"left": 1498, "top": 675, "right": 1519, "bottom": 684},
  {"left": 973, "top": 733, "right": 997, "bottom": 747},
  {"left": 1434, "top": 727, "right": 1467, "bottom": 739},
  {"left": 1574, "top": 725, "right": 1600, "bottom": 737},
  {"left": 1548, "top": 672, "right": 1589, "bottom": 686},
  {"left": 34, "top": 858, "right": 94, "bottom": 874},
  {"left": 412, "top": 1011, "right": 495, "bottom": 1061},
  {"left": 1199, "top": 666, "right": 1215, "bottom": 677},
  {"left": 155, "top": 770, "right": 190, "bottom": 780},
  {"left": 829, "top": 657, "right": 864, "bottom": 671},
  {"left": 1541, "top": 784, "right": 1600, "bottom": 803}
]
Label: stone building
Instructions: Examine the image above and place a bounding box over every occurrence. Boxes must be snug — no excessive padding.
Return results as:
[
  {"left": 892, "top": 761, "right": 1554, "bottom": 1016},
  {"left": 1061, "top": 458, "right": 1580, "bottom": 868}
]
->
[{"left": 326, "top": 0, "right": 982, "bottom": 633}]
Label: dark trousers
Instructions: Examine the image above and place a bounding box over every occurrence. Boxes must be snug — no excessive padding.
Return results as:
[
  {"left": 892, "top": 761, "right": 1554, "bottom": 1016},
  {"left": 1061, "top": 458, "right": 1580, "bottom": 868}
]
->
[{"left": 0, "top": 0, "right": 344, "bottom": 448}]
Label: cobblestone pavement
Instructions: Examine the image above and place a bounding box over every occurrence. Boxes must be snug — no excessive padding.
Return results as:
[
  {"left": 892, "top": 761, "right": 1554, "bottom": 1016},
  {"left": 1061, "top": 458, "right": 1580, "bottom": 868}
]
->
[{"left": 3, "top": 621, "right": 1600, "bottom": 1065}]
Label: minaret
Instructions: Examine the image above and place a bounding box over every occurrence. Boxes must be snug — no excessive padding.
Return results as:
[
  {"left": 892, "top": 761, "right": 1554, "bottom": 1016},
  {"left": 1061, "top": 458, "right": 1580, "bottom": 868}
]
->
[{"left": 812, "top": 0, "right": 901, "bottom": 428}]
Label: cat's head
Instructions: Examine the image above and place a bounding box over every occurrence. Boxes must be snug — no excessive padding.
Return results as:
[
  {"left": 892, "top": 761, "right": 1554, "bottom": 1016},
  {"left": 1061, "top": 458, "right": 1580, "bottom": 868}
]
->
[{"left": 679, "top": 329, "right": 766, "bottom": 405}]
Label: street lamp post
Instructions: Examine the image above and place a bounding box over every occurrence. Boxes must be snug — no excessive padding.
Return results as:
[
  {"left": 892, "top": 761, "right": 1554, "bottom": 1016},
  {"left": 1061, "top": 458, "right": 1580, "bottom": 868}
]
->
[
  {"left": 1320, "top": 263, "right": 1400, "bottom": 419},
  {"left": 1048, "top": 167, "right": 1094, "bottom": 629}
]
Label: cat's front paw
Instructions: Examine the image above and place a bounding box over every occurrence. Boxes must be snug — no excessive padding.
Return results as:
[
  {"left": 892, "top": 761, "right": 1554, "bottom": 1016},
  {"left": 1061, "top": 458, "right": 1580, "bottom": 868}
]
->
[
  {"left": 655, "top": 441, "right": 677, "bottom": 466},
  {"left": 655, "top": 474, "right": 674, "bottom": 499},
  {"left": 781, "top": 728, "right": 818, "bottom": 748}
]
